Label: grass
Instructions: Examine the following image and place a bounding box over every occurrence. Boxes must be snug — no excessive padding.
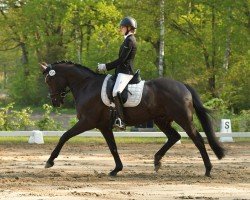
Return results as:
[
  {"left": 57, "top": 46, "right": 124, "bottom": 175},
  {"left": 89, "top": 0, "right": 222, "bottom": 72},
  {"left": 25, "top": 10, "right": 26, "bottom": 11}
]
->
[
  {"left": 0, "top": 136, "right": 249, "bottom": 145},
  {"left": 233, "top": 137, "right": 250, "bottom": 142},
  {"left": 0, "top": 136, "right": 186, "bottom": 144}
]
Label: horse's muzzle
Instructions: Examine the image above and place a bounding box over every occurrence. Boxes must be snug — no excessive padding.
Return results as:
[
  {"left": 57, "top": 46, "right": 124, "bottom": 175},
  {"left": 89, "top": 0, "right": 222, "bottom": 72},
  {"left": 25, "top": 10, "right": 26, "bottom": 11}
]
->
[{"left": 51, "top": 97, "right": 63, "bottom": 107}]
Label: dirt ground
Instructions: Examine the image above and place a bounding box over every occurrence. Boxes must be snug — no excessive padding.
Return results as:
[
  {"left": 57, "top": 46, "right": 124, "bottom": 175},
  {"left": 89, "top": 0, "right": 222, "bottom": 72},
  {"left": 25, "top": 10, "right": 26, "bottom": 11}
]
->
[{"left": 0, "top": 140, "right": 249, "bottom": 200}]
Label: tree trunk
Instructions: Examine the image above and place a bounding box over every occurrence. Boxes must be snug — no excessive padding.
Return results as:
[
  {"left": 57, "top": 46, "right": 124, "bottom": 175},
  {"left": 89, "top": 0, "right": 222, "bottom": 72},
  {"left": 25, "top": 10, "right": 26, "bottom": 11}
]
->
[
  {"left": 86, "top": 20, "right": 92, "bottom": 53},
  {"left": 210, "top": 2, "right": 216, "bottom": 97},
  {"left": 223, "top": 33, "right": 231, "bottom": 70},
  {"left": 3, "top": 64, "right": 7, "bottom": 89},
  {"left": 20, "top": 42, "right": 29, "bottom": 76},
  {"left": 223, "top": 6, "right": 231, "bottom": 70},
  {"left": 188, "top": 0, "right": 194, "bottom": 14},
  {"left": 158, "top": 0, "right": 165, "bottom": 77},
  {"left": 35, "top": 31, "right": 43, "bottom": 62},
  {"left": 78, "top": 28, "right": 84, "bottom": 64}
]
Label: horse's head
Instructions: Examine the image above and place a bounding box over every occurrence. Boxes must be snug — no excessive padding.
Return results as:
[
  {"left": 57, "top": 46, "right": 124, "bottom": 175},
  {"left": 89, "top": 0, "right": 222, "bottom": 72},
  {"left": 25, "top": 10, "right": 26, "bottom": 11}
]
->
[{"left": 40, "top": 62, "right": 68, "bottom": 107}]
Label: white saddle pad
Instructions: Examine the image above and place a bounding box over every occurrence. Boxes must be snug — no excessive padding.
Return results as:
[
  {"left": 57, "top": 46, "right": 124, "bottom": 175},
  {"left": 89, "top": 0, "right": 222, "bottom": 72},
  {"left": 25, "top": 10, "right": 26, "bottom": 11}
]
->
[{"left": 101, "top": 74, "right": 145, "bottom": 108}]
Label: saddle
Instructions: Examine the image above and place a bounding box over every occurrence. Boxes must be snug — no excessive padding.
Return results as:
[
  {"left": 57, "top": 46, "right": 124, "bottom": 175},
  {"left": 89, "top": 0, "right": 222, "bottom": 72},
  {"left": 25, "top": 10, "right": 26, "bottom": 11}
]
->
[
  {"left": 101, "top": 70, "right": 145, "bottom": 108},
  {"left": 106, "top": 70, "right": 141, "bottom": 104}
]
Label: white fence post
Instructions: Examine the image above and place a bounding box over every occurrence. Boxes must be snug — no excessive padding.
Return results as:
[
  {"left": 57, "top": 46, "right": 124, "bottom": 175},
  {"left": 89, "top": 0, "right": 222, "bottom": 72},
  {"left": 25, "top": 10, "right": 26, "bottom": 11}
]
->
[
  {"left": 219, "top": 119, "right": 234, "bottom": 142},
  {"left": 176, "top": 140, "right": 181, "bottom": 144},
  {"left": 28, "top": 130, "right": 44, "bottom": 144}
]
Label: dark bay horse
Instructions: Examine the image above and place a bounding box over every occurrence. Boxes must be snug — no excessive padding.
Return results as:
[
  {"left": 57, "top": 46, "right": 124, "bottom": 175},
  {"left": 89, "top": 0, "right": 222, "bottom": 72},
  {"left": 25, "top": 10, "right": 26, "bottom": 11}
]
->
[{"left": 40, "top": 61, "right": 225, "bottom": 177}]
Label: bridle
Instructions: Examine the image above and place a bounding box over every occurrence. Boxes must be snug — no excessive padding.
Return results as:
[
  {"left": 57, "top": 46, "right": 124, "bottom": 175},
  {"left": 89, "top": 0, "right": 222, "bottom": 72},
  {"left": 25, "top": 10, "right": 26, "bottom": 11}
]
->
[
  {"left": 44, "top": 64, "right": 70, "bottom": 101},
  {"left": 47, "top": 89, "right": 71, "bottom": 99}
]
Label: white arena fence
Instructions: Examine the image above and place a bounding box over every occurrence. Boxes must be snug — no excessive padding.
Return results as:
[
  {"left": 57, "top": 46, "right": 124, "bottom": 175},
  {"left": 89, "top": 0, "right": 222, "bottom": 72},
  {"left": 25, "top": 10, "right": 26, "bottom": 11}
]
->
[{"left": 0, "top": 131, "right": 249, "bottom": 137}]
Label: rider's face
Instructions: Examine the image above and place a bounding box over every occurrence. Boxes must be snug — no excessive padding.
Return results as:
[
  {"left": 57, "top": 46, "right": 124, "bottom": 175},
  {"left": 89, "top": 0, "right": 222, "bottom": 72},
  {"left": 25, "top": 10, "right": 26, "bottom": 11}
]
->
[{"left": 120, "top": 26, "right": 127, "bottom": 35}]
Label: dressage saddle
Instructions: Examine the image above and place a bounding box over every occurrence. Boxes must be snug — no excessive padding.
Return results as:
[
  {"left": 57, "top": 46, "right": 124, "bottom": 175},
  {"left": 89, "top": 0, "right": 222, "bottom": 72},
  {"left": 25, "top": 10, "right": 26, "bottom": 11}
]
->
[{"left": 106, "top": 70, "right": 141, "bottom": 104}]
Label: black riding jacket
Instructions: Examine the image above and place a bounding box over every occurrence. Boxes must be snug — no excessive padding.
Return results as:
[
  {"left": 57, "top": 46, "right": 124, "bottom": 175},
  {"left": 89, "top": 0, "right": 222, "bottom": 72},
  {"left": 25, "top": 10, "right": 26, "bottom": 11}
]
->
[{"left": 106, "top": 34, "right": 137, "bottom": 75}]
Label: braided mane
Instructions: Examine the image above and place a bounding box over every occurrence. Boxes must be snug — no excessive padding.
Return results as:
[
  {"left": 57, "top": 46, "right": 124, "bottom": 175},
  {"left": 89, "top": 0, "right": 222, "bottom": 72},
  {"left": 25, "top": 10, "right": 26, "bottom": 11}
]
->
[{"left": 52, "top": 60, "right": 100, "bottom": 76}]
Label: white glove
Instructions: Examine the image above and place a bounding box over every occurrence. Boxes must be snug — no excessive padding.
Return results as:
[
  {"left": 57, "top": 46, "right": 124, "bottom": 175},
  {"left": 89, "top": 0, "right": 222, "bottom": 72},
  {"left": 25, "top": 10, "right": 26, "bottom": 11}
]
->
[{"left": 97, "top": 63, "right": 106, "bottom": 72}]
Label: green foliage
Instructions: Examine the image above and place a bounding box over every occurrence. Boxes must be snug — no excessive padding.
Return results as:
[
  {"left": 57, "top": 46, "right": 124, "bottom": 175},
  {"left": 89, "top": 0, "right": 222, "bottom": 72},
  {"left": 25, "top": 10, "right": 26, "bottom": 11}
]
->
[
  {"left": 203, "top": 98, "right": 231, "bottom": 131},
  {"left": 231, "top": 110, "right": 250, "bottom": 132},
  {"left": 0, "top": 103, "right": 34, "bottom": 130},
  {"left": 0, "top": 0, "right": 249, "bottom": 114},
  {"left": 35, "top": 104, "right": 62, "bottom": 131},
  {"left": 0, "top": 103, "right": 68, "bottom": 131},
  {"left": 220, "top": 57, "right": 250, "bottom": 111},
  {"left": 8, "top": 65, "right": 46, "bottom": 106},
  {"left": 69, "top": 117, "right": 78, "bottom": 127},
  {"left": 204, "top": 98, "right": 228, "bottom": 113}
]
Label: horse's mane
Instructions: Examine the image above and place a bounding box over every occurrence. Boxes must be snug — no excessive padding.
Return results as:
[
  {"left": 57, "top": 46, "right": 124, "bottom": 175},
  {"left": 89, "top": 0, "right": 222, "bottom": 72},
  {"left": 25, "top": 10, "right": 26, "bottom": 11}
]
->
[{"left": 52, "top": 60, "right": 101, "bottom": 76}]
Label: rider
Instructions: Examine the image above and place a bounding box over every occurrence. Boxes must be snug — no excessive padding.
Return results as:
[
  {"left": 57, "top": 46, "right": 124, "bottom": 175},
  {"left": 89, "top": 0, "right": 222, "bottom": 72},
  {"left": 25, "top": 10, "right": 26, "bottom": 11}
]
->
[{"left": 97, "top": 16, "right": 137, "bottom": 129}]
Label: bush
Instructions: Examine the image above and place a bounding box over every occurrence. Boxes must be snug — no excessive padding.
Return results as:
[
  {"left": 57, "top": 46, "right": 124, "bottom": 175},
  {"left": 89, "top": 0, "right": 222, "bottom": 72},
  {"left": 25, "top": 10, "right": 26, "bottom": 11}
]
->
[
  {"left": 8, "top": 66, "right": 47, "bottom": 106},
  {"left": 231, "top": 110, "right": 250, "bottom": 132},
  {"left": 0, "top": 103, "right": 34, "bottom": 130},
  {"left": 35, "top": 104, "right": 62, "bottom": 131},
  {"left": 169, "top": 99, "right": 250, "bottom": 132},
  {"left": 204, "top": 98, "right": 229, "bottom": 115},
  {"left": 69, "top": 117, "right": 78, "bottom": 127}
]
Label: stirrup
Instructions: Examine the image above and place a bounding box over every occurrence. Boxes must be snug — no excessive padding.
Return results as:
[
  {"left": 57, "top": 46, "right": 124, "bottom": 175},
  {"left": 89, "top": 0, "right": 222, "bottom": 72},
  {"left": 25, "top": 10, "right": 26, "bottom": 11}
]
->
[{"left": 113, "top": 118, "right": 126, "bottom": 130}]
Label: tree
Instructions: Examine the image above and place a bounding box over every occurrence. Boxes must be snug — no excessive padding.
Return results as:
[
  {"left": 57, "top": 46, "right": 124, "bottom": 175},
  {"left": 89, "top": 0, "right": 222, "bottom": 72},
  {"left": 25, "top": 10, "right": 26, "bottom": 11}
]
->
[
  {"left": 115, "top": 0, "right": 169, "bottom": 78},
  {"left": 0, "top": 0, "right": 122, "bottom": 105},
  {"left": 0, "top": 0, "right": 249, "bottom": 112},
  {"left": 0, "top": 1, "right": 30, "bottom": 75}
]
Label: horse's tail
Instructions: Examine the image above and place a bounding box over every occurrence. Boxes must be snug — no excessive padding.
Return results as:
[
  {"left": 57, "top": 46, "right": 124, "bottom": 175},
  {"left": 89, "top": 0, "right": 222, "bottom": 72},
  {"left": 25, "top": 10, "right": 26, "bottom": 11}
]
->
[{"left": 185, "top": 84, "right": 225, "bottom": 160}]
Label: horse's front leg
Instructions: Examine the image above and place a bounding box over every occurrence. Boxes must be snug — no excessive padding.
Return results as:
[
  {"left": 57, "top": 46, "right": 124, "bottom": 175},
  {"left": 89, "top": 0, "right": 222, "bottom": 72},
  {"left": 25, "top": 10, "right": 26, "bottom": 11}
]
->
[
  {"left": 100, "top": 127, "right": 123, "bottom": 176},
  {"left": 45, "top": 119, "right": 93, "bottom": 168}
]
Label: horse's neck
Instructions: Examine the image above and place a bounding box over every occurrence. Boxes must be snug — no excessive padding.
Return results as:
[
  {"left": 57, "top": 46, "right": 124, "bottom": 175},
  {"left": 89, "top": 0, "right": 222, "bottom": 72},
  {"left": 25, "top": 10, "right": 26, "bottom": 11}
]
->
[
  {"left": 67, "top": 73, "right": 87, "bottom": 86},
  {"left": 66, "top": 68, "right": 103, "bottom": 100}
]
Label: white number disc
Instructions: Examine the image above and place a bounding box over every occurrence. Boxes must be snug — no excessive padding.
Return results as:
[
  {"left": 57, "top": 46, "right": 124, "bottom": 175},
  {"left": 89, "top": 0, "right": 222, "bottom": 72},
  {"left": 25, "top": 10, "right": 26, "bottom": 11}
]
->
[{"left": 49, "top": 70, "right": 56, "bottom": 76}]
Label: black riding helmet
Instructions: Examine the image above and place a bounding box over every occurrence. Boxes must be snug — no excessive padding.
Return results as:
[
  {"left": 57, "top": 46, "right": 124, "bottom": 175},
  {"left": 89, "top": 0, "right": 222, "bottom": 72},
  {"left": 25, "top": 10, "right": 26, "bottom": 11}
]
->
[{"left": 120, "top": 16, "right": 137, "bottom": 29}]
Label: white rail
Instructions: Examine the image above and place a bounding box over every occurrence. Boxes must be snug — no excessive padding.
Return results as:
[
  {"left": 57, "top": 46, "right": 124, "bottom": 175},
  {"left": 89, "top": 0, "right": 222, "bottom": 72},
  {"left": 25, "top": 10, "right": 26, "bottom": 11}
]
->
[{"left": 0, "top": 131, "right": 249, "bottom": 137}]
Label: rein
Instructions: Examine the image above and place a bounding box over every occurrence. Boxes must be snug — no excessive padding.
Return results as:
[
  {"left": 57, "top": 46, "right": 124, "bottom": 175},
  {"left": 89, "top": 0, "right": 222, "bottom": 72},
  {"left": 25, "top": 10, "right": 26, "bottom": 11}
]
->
[{"left": 47, "top": 89, "right": 71, "bottom": 99}]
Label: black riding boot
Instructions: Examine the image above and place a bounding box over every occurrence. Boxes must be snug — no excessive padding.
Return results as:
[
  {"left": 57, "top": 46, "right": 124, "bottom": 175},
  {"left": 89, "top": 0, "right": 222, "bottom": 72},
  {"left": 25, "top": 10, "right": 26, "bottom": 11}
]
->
[{"left": 113, "top": 93, "right": 126, "bottom": 130}]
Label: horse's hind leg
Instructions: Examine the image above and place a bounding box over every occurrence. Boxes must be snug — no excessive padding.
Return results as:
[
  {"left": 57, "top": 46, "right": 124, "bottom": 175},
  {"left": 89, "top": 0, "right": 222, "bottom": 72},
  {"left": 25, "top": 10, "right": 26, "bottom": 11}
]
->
[
  {"left": 179, "top": 120, "right": 212, "bottom": 176},
  {"left": 154, "top": 118, "right": 181, "bottom": 172}
]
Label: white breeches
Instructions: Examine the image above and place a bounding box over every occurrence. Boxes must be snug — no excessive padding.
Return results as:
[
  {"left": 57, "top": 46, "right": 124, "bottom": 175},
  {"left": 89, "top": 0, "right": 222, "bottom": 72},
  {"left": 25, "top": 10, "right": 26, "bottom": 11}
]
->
[{"left": 112, "top": 73, "right": 133, "bottom": 97}]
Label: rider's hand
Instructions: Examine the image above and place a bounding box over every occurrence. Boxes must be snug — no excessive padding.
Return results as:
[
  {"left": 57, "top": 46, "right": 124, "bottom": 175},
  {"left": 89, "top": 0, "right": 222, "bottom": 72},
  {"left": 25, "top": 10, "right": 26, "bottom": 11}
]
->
[{"left": 97, "top": 63, "right": 106, "bottom": 72}]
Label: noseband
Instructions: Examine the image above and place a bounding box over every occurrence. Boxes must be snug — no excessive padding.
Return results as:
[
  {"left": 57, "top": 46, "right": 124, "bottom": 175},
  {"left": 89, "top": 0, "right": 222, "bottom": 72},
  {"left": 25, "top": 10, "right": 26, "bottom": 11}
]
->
[{"left": 47, "top": 89, "right": 71, "bottom": 99}]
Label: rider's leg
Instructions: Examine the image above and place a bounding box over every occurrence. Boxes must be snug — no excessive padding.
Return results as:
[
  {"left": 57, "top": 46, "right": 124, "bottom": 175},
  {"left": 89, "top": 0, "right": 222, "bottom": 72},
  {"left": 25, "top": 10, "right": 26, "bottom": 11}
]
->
[
  {"left": 112, "top": 73, "right": 133, "bottom": 129},
  {"left": 113, "top": 92, "right": 125, "bottom": 129}
]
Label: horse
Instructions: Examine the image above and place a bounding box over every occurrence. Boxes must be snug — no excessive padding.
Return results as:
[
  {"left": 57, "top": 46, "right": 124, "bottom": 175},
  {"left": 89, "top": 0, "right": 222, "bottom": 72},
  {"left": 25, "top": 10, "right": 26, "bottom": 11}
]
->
[{"left": 40, "top": 61, "right": 225, "bottom": 177}]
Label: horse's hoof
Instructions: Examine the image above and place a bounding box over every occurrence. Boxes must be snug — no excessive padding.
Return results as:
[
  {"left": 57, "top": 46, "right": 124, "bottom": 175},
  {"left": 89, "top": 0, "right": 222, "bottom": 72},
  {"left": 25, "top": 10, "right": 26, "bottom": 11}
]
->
[
  {"left": 45, "top": 161, "right": 54, "bottom": 168},
  {"left": 109, "top": 170, "right": 118, "bottom": 177},
  {"left": 205, "top": 170, "right": 212, "bottom": 177},
  {"left": 205, "top": 172, "right": 211, "bottom": 177},
  {"left": 154, "top": 161, "right": 162, "bottom": 172},
  {"left": 205, "top": 165, "right": 212, "bottom": 177}
]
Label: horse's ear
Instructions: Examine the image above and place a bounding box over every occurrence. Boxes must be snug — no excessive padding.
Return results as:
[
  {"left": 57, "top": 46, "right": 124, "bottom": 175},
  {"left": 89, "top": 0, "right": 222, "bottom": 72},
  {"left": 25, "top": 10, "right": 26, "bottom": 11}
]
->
[{"left": 39, "top": 62, "right": 47, "bottom": 72}]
